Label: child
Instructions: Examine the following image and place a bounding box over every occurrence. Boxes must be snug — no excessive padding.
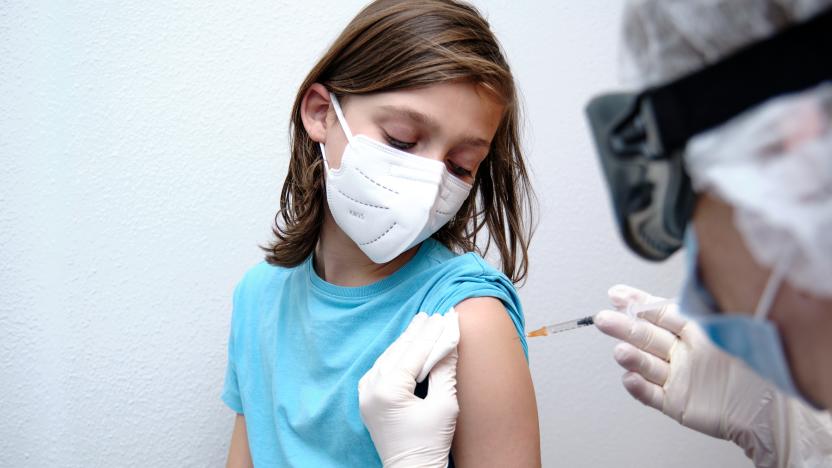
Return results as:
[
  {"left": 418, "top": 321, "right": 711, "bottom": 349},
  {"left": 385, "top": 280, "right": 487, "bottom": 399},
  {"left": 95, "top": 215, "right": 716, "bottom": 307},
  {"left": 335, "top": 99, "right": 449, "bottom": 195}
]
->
[{"left": 222, "top": 1, "right": 540, "bottom": 466}]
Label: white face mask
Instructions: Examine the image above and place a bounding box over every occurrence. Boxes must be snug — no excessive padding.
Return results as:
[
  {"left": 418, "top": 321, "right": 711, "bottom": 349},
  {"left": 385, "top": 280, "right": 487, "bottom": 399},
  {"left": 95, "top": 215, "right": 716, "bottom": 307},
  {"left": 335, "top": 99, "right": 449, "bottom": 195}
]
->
[{"left": 319, "top": 93, "right": 473, "bottom": 264}]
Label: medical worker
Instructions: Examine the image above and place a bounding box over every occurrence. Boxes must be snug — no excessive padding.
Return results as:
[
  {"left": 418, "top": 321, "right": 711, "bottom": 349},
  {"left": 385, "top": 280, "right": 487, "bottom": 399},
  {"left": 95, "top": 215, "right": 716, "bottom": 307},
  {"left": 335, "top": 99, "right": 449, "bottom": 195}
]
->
[{"left": 358, "top": 1, "right": 832, "bottom": 467}]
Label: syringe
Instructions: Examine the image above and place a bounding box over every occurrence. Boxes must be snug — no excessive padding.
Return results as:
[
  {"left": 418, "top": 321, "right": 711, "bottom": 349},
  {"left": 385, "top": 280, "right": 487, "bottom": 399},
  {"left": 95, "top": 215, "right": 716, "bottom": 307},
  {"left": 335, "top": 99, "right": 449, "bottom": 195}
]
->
[
  {"left": 526, "top": 298, "right": 675, "bottom": 338},
  {"left": 526, "top": 315, "right": 595, "bottom": 338}
]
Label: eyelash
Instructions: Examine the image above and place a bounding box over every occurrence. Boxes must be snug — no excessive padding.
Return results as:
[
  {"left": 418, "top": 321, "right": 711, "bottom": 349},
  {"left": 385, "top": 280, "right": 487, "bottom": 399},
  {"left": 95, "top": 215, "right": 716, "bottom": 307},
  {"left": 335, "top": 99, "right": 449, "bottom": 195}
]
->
[
  {"left": 384, "top": 133, "right": 416, "bottom": 150},
  {"left": 447, "top": 161, "right": 472, "bottom": 178},
  {"left": 384, "top": 132, "right": 472, "bottom": 178}
]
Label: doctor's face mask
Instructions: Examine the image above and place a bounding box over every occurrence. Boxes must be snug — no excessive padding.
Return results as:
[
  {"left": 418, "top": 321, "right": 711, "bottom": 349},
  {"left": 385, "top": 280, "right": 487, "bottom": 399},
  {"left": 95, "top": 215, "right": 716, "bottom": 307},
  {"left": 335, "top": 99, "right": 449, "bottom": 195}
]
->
[
  {"left": 319, "top": 93, "right": 473, "bottom": 264},
  {"left": 679, "top": 229, "right": 823, "bottom": 408}
]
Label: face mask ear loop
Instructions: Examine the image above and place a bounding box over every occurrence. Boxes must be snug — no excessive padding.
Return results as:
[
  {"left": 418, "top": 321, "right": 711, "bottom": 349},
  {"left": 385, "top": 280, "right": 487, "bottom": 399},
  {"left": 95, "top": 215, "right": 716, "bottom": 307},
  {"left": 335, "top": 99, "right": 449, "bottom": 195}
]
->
[
  {"left": 753, "top": 243, "right": 796, "bottom": 321},
  {"left": 319, "top": 93, "right": 353, "bottom": 172},
  {"left": 319, "top": 143, "right": 330, "bottom": 171},
  {"left": 329, "top": 93, "right": 355, "bottom": 144}
]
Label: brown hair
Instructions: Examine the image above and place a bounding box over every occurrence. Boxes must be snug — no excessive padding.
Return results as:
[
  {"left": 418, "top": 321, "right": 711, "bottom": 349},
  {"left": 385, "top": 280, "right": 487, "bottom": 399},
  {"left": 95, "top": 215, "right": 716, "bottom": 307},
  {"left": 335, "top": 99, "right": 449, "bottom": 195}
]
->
[{"left": 263, "top": 0, "right": 536, "bottom": 283}]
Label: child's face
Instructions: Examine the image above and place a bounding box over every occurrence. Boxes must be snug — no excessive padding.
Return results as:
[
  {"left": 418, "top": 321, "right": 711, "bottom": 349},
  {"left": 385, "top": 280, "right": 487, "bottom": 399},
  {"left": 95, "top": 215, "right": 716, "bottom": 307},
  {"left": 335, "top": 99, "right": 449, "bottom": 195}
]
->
[{"left": 305, "top": 81, "right": 504, "bottom": 185}]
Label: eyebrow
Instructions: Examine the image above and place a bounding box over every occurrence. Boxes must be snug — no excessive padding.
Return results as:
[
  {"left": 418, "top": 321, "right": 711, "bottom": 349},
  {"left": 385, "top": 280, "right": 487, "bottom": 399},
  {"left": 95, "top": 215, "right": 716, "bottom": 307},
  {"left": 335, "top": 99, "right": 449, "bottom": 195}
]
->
[{"left": 377, "top": 105, "right": 492, "bottom": 148}]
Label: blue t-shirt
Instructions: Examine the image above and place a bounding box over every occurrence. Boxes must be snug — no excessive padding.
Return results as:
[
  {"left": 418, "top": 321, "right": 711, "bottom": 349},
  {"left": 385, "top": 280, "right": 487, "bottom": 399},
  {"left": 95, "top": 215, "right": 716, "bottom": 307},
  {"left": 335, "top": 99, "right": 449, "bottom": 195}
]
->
[{"left": 221, "top": 238, "right": 527, "bottom": 467}]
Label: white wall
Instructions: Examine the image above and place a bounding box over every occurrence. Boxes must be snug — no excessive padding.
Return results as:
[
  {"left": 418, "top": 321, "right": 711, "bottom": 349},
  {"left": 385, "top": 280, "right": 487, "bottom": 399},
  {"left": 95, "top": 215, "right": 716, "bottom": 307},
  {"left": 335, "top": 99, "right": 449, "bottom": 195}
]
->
[{"left": 0, "top": 1, "right": 750, "bottom": 466}]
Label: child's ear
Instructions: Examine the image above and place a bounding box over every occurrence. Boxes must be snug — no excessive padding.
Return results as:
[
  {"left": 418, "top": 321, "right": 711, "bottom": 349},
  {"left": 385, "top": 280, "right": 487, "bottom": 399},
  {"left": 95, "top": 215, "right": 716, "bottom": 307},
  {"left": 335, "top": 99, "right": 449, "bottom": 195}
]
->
[{"left": 300, "top": 83, "right": 332, "bottom": 143}]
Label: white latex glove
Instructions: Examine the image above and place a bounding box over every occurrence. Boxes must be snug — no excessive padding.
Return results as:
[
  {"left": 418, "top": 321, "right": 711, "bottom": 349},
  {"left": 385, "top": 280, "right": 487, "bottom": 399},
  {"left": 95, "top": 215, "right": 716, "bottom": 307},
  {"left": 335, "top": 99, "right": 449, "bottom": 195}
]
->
[
  {"left": 594, "top": 284, "right": 832, "bottom": 468},
  {"left": 358, "top": 309, "right": 460, "bottom": 468}
]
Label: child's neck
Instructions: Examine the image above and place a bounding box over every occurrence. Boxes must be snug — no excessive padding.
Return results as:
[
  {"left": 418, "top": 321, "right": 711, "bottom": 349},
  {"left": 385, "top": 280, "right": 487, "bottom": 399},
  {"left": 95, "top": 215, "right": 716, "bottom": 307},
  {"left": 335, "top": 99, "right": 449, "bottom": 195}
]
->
[{"left": 313, "top": 211, "right": 418, "bottom": 287}]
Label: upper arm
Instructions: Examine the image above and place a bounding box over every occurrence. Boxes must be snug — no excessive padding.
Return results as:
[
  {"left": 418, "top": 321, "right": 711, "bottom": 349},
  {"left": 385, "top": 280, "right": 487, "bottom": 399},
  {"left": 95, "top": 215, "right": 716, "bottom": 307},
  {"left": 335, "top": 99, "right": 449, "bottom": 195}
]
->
[
  {"left": 226, "top": 413, "right": 253, "bottom": 468},
  {"left": 451, "top": 297, "right": 541, "bottom": 468}
]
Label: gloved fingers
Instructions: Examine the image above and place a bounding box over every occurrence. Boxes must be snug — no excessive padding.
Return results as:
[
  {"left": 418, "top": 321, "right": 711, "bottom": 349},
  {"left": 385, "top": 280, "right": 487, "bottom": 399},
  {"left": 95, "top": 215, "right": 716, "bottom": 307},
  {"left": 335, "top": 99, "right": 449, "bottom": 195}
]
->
[
  {"left": 634, "top": 301, "right": 687, "bottom": 336},
  {"left": 621, "top": 371, "right": 664, "bottom": 412},
  {"left": 417, "top": 308, "right": 460, "bottom": 383},
  {"left": 360, "top": 312, "right": 430, "bottom": 396},
  {"left": 608, "top": 284, "right": 661, "bottom": 309},
  {"left": 426, "top": 348, "right": 459, "bottom": 406},
  {"left": 359, "top": 313, "right": 443, "bottom": 403},
  {"left": 608, "top": 284, "right": 685, "bottom": 332},
  {"left": 594, "top": 310, "right": 677, "bottom": 360},
  {"left": 395, "top": 313, "right": 446, "bottom": 381},
  {"left": 613, "top": 342, "right": 669, "bottom": 386},
  {"left": 627, "top": 318, "right": 678, "bottom": 361},
  {"left": 594, "top": 309, "right": 634, "bottom": 340}
]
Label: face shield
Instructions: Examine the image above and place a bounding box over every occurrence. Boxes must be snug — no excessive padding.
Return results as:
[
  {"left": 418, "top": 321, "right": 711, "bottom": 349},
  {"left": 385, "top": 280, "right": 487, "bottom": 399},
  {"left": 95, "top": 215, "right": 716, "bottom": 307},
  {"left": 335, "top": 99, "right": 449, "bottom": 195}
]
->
[{"left": 584, "top": 7, "right": 832, "bottom": 261}]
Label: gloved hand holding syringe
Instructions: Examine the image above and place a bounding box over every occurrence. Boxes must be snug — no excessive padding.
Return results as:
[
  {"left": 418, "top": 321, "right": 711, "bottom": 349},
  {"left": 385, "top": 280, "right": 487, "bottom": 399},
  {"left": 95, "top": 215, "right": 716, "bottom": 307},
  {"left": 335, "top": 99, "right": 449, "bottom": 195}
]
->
[{"left": 526, "top": 298, "right": 675, "bottom": 338}]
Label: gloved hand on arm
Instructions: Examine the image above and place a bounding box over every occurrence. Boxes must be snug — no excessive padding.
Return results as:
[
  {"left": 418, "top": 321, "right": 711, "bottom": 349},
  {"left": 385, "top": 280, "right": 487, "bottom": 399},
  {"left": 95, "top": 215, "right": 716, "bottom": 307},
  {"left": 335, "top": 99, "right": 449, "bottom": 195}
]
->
[
  {"left": 358, "top": 310, "right": 460, "bottom": 468},
  {"left": 594, "top": 284, "right": 832, "bottom": 468}
]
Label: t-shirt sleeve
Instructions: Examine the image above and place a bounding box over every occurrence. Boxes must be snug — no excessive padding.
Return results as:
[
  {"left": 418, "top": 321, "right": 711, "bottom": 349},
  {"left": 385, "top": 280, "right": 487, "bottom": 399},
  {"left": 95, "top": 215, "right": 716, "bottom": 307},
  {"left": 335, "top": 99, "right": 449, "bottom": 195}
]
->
[
  {"left": 425, "top": 254, "right": 528, "bottom": 360},
  {"left": 220, "top": 281, "right": 244, "bottom": 414},
  {"left": 221, "top": 345, "right": 243, "bottom": 413}
]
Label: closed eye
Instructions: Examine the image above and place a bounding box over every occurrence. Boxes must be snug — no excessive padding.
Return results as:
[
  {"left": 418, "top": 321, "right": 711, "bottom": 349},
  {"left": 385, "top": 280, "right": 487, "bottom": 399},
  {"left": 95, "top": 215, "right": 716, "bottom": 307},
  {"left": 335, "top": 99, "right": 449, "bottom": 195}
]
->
[
  {"left": 447, "top": 160, "right": 472, "bottom": 178},
  {"left": 383, "top": 132, "right": 416, "bottom": 150}
]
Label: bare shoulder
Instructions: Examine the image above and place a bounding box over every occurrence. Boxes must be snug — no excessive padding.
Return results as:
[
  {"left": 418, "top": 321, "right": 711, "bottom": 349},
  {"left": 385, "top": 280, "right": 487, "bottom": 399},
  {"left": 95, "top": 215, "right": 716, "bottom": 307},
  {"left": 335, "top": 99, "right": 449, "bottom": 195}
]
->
[
  {"left": 454, "top": 296, "right": 519, "bottom": 338},
  {"left": 452, "top": 297, "right": 541, "bottom": 468}
]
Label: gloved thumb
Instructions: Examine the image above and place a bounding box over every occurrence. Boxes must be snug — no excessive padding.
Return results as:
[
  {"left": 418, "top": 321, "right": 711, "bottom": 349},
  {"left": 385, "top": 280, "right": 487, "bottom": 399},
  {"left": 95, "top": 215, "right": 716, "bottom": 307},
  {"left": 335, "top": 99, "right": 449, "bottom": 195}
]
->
[
  {"left": 396, "top": 313, "right": 446, "bottom": 382},
  {"left": 427, "top": 347, "right": 459, "bottom": 399},
  {"left": 417, "top": 308, "right": 460, "bottom": 382}
]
